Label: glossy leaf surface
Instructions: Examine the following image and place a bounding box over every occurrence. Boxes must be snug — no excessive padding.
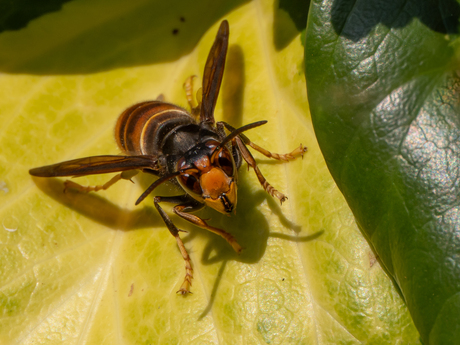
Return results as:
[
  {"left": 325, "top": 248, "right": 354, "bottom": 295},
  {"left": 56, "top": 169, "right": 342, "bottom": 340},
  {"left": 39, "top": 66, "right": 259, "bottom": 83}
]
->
[{"left": 306, "top": 0, "right": 460, "bottom": 343}]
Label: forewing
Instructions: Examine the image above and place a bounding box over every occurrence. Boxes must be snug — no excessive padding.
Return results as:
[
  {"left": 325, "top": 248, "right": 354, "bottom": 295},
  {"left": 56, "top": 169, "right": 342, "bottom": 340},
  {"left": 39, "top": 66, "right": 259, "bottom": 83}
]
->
[
  {"left": 29, "top": 155, "right": 158, "bottom": 177},
  {"left": 200, "top": 20, "right": 229, "bottom": 125}
]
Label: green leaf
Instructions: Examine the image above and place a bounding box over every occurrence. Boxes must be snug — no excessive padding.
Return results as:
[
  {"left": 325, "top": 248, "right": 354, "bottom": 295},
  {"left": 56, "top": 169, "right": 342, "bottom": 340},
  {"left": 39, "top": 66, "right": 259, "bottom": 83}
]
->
[
  {"left": 0, "top": 0, "right": 419, "bottom": 343},
  {"left": 306, "top": 0, "right": 460, "bottom": 343}
]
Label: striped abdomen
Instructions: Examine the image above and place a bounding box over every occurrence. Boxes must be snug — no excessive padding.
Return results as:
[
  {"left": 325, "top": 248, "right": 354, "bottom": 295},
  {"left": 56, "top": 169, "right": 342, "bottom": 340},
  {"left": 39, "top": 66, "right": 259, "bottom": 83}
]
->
[{"left": 115, "top": 101, "right": 195, "bottom": 156}]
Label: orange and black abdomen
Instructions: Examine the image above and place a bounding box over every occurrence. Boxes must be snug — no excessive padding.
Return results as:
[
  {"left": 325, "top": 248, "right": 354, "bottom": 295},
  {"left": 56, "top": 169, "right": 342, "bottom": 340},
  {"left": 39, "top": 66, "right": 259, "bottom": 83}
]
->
[{"left": 115, "top": 101, "right": 195, "bottom": 156}]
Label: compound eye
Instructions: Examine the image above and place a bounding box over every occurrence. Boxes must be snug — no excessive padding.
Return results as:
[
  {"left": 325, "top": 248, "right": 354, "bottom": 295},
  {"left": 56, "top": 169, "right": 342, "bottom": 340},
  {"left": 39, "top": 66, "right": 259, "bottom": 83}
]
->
[
  {"left": 218, "top": 149, "right": 234, "bottom": 176},
  {"left": 180, "top": 174, "right": 202, "bottom": 194}
]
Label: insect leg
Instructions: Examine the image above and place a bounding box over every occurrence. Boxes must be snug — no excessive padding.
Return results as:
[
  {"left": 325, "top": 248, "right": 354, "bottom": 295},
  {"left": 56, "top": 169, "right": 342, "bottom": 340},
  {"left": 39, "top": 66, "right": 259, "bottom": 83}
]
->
[
  {"left": 157, "top": 195, "right": 242, "bottom": 254},
  {"left": 153, "top": 195, "right": 194, "bottom": 295},
  {"left": 218, "top": 121, "right": 307, "bottom": 161},
  {"left": 174, "top": 204, "right": 242, "bottom": 254},
  {"left": 64, "top": 170, "right": 139, "bottom": 193},
  {"left": 183, "top": 75, "right": 201, "bottom": 119},
  {"left": 234, "top": 136, "right": 288, "bottom": 204}
]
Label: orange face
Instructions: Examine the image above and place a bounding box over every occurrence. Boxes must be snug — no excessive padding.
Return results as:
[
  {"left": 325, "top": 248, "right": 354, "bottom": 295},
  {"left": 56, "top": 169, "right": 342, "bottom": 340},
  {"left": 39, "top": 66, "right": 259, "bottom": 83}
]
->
[
  {"left": 199, "top": 165, "right": 236, "bottom": 213},
  {"left": 176, "top": 143, "right": 237, "bottom": 213}
]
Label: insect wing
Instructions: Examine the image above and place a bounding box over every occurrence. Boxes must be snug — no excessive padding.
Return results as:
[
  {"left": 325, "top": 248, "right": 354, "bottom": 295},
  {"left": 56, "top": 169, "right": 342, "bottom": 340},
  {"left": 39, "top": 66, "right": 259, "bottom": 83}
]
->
[
  {"left": 29, "top": 155, "right": 158, "bottom": 177},
  {"left": 200, "top": 20, "right": 229, "bottom": 126}
]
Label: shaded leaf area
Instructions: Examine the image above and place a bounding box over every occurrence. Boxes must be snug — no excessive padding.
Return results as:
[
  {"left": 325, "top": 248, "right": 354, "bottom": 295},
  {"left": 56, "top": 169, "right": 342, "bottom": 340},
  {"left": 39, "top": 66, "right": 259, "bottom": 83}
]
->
[
  {"left": 0, "top": 0, "right": 74, "bottom": 32},
  {"left": 330, "top": 0, "right": 460, "bottom": 40},
  {"left": 273, "top": 0, "right": 311, "bottom": 50},
  {"left": 0, "top": 0, "right": 247, "bottom": 74},
  {"left": 306, "top": 0, "right": 460, "bottom": 344}
]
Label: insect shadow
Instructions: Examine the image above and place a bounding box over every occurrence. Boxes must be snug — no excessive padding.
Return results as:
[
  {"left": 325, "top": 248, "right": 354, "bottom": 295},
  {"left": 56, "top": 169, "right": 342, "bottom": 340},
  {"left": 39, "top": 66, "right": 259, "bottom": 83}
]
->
[
  {"left": 196, "top": 168, "right": 324, "bottom": 318},
  {"left": 32, "top": 166, "right": 321, "bottom": 320},
  {"left": 222, "top": 44, "right": 245, "bottom": 128},
  {"left": 31, "top": 176, "right": 161, "bottom": 231},
  {"left": 187, "top": 147, "right": 324, "bottom": 318}
]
